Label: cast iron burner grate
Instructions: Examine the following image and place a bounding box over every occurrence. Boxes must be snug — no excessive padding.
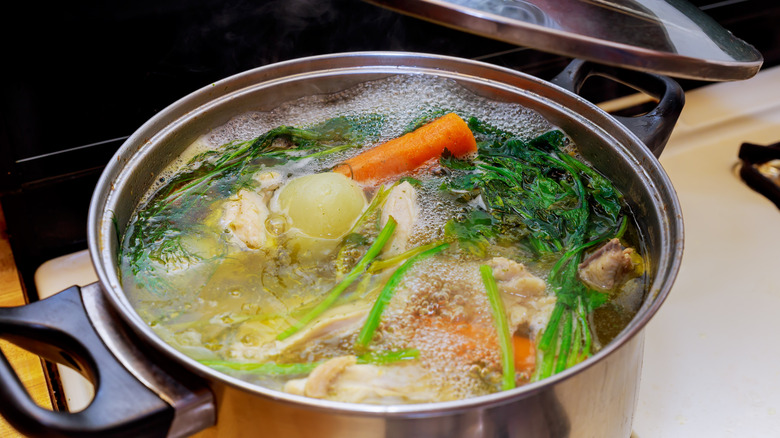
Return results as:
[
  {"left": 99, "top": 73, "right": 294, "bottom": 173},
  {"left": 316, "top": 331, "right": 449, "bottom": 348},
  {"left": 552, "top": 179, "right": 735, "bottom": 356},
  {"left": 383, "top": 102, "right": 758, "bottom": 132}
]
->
[{"left": 738, "top": 141, "right": 780, "bottom": 210}]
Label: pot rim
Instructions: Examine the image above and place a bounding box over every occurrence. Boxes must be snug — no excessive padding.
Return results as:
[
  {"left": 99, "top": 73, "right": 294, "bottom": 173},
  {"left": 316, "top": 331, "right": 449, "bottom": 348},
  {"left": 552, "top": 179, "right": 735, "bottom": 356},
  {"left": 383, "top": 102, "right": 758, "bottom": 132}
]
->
[{"left": 87, "top": 50, "right": 683, "bottom": 417}]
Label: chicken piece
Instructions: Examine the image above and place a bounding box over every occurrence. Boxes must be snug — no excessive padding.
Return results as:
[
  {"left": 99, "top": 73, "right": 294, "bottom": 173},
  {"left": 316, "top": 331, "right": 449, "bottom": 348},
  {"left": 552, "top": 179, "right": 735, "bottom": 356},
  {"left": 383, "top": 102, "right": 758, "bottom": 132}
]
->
[
  {"left": 252, "top": 170, "right": 283, "bottom": 202},
  {"left": 220, "top": 171, "right": 282, "bottom": 250},
  {"left": 502, "top": 296, "right": 558, "bottom": 336},
  {"left": 487, "top": 257, "right": 553, "bottom": 334},
  {"left": 380, "top": 181, "right": 419, "bottom": 256},
  {"left": 578, "top": 238, "right": 636, "bottom": 291},
  {"left": 285, "top": 360, "right": 441, "bottom": 404},
  {"left": 221, "top": 189, "right": 270, "bottom": 249},
  {"left": 231, "top": 301, "right": 369, "bottom": 361},
  {"left": 487, "top": 257, "right": 546, "bottom": 298},
  {"left": 300, "top": 355, "right": 358, "bottom": 398}
]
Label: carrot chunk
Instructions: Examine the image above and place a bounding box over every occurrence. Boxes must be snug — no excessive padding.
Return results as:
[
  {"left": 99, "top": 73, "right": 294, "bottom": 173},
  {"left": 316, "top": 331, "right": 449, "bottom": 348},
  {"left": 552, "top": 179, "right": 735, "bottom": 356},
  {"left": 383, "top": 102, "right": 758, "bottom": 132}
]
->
[
  {"left": 513, "top": 335, "right": 536, "bottom": 374},
  {"left": 333, "top": 113, "right": 477, "bottom": 182}
]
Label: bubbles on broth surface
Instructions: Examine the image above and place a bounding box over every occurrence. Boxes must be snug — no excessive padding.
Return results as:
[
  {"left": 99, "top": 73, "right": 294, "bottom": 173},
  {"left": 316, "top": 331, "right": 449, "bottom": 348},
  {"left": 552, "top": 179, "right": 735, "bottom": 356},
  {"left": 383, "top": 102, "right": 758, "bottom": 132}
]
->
[
  {"left": 374, "top": 257, "right": 509, "bottom": 400},
  {"left": 122, "top": 73, "right": 643, "bottom": 403},
  {"left": 178, "top": 75, "right": 550, "bottom": 173},
  {"left": 148, "top": 74, "right": 553, "bottom": 203}
]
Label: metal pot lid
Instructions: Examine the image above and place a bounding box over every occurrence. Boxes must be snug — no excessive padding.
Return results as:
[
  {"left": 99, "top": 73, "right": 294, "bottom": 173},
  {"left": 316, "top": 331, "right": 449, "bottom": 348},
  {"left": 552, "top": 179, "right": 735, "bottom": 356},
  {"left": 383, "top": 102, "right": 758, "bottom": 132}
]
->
[{"left": 364, "top": 0, "right": 763, "bottom": 81}]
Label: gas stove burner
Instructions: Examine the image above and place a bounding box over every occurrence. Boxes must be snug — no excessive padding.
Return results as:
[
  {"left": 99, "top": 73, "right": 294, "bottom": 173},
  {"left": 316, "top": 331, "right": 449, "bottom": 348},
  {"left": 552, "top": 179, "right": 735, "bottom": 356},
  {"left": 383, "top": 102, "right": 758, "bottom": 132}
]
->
[{"left": 738, "top": 141, "right": 780, "bottom": 210}]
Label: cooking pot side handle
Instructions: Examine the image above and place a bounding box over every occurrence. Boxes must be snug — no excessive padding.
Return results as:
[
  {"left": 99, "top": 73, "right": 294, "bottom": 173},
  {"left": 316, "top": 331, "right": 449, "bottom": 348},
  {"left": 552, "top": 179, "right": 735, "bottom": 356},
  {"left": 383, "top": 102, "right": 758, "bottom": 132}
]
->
[
  {"left": 0, "top": 286, "right": 174, "bottom": 438},
  {"left": 551, "top": 59, "right": 685, "bottom": 157}
]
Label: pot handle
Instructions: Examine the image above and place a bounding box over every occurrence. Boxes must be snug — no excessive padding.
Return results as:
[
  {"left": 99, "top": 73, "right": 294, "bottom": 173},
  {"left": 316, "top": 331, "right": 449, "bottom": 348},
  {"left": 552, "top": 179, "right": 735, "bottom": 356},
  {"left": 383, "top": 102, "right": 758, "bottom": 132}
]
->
[
  {"left": 551, "top": 59, "right": 685, "bottom": 157},
  {"left": 0, "top": 284, "right": 214, "bottom": 437}
]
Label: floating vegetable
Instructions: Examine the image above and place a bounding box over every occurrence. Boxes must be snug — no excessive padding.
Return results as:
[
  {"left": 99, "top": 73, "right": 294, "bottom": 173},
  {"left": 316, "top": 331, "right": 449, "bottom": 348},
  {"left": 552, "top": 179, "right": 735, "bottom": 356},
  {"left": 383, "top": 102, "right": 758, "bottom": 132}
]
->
[
  {"left": 121, "top": 104, "right": 644, "bottom": 404},
  {"left": 333, "top": 112, "right": 477, "bottom": 183}
]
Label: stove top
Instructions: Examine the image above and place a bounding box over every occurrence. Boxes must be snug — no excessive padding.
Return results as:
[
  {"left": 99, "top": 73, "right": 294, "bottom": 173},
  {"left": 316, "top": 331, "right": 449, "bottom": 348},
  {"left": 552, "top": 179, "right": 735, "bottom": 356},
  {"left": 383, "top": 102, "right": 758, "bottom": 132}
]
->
[
  {"left": 634, "top": 65, "right": 780, "bottom": 436},
  {"left": 32, "top": 65, "right": 780, "bottom": 434}
]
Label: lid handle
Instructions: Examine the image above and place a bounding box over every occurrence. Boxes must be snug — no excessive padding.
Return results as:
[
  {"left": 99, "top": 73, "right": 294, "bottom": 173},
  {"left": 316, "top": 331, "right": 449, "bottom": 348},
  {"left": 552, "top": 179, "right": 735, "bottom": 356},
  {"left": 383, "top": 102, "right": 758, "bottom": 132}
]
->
[{"left": 551, "top": 59, "right": 684, "bottom": 157}]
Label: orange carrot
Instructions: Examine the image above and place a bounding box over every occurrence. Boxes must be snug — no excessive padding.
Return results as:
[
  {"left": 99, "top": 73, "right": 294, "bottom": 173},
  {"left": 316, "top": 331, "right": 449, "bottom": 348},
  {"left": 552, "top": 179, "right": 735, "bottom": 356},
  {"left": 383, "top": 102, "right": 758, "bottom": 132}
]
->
[
  {"left": 419, "top": 318, "right": 498, "bottom": 364},
  {"left": 513, "top": 335, "right": 536, "bottom": 374},
  {"left": 418, "top": 318, "right": 537, "bottom": 383},
  {"left": 333, "top": 113, "right": 477, "bottom": 182}
]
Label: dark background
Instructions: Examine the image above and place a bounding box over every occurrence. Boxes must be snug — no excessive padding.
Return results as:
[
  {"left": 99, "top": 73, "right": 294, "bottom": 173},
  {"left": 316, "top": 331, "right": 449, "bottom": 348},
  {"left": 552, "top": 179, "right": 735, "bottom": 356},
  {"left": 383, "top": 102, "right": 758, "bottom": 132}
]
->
[{"left": 1, "top": 0, "right": 779, "bottom": 300}]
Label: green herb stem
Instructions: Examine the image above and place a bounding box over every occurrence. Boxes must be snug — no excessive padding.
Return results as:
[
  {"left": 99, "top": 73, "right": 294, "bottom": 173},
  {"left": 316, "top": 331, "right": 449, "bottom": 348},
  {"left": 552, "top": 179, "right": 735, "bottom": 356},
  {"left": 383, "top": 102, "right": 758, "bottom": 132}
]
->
[
  {"left": 357, "top": 348, "right": 420, "bottom": 365},
  {"left": 480, "top": 264, "right": 516, "bottom": 391},
  {"left": 566, "top": 313, "right": 583, "bottom": 369},
  {"left": 199, "top": 348, "right": 420, "bottom": 375},
  {"left": 298, "top": 143, "right": 356, "bottom": 160},
  {"left": 536, "top": 325, "right": 558, "bottom": 381},
  {"left": 537, "top": 301, "right": 565, "bottom": 352},
  {"left": 368, "top": 240, "right": 446, "bottom": 273},
  {"left": 554, "top": 310, "right": 573, "bottom": 374},
  {"left": 356, "top": 243, "right": 449, "bottom": 348},
  {"left": 615, "top": 215, "right": 629, "bottom": 239},
  {"left": 277, "top": 217, "right": 397, "bottom": 341},
  {"left": 577, "top": 297, "right": 592, "bottom": 360},
  {"left": 335, "top": 183, "right": 400, "bottom": 275},
  {"left": 349, "top": 183, "right": 398, "bottom": 234}
]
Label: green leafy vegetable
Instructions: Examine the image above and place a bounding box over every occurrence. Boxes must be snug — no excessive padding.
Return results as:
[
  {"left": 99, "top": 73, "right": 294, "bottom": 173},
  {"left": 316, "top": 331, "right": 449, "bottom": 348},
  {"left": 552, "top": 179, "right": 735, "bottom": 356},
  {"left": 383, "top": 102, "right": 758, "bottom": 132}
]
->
[
  {"left": 443, "top": 210, "right": 496, "bottom": 257},
  {"left": 438, "top": 117, "right": 628, "bottom": 378},
  {"left": 121, "top": 115, "right": 384, "bottom": 295},
  {"left": 439, "top": 148, "right": 476, "bottom": 171},
  {"left": 480, "top": 264, "right": 516, "bottom": 391}
]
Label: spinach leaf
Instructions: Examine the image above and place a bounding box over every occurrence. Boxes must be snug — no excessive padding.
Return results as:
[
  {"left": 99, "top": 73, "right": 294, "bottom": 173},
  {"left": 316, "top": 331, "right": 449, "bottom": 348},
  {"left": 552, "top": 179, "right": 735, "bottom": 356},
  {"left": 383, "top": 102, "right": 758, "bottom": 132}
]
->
[{"left": 444, "top": 210, "right": 496, "bottom": 257}]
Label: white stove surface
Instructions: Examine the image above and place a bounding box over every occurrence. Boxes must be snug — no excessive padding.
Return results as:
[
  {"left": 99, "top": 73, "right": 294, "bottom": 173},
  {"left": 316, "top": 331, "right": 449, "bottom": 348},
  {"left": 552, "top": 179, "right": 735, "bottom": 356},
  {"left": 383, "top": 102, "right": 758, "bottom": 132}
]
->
[
  {"left": 633, "top": 65, "right": 780, "bottom": 437},
  {"left": 34, "top": 66, "right": 780, "bottom": 434}
]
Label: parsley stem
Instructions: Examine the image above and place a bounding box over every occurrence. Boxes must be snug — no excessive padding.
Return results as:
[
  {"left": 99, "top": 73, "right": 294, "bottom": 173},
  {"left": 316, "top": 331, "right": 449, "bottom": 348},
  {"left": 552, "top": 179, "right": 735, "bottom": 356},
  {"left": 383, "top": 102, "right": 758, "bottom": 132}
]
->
[
  {"left": 480, "top": 265, "right": 516, "bottom": 391},
  {"left": 538, "top": 302, "right": 565, "bottom": 352},
  {"left": 554, "top": 310, "right": 573, "bottom": 374},
  {"left": 277, "top": 217, "right": 397, "bottom": 341},
  {"left": 199, "top": 348, "right": 420, "bottom": 375},
  {"left": 367, "top": 240, "right": 445, "bottom": 273},
  {"left": 356, "top": 242, "right": 449, "bottom": 348}
]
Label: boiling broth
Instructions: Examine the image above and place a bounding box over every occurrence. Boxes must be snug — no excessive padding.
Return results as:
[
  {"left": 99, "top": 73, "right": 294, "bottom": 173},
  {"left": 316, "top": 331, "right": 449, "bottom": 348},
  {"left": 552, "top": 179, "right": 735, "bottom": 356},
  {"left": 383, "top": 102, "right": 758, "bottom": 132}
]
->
[{"left": 120, "top": 75, "right": 647, "bottom": 403}]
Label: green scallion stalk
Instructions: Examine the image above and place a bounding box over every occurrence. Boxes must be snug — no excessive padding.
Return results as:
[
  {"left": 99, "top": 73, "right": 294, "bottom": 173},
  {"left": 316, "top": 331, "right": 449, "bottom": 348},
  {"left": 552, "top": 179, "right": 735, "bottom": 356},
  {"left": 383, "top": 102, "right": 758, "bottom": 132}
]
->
[
  {"left": 356, "top": 242, "right": 449, "bottom": 348},
  {"left": 367, "top": 240, "right": 446, "bottom": 273},
  {"left": 276, "top": 217, "right": 397, "bottom": 341},
  {"left": 199, "top": 361, "right": 318, "bottom": 375},
  {"left": 480, "top": 264, "right": 516, "bottom": 391},
  {"left": 357, "top": 348, "right": 420, "bottom": 365},
  {"left": 577, "top": 297, "right": 592, "bottom": 360},
  {"left": 536, "top": 326, "right": 558, "bottom": 381},
  {"left": 198, "top": 348, "right": 420, "bottom": 375},
  {"left": 566, "top": 313, "right": 583, "bottom": 369},
  {"left": 537, "top": 302, "right": 565, "bottom": 352},
  {"left": 554, "top": 310, "right": 574, "bottom": 374}
]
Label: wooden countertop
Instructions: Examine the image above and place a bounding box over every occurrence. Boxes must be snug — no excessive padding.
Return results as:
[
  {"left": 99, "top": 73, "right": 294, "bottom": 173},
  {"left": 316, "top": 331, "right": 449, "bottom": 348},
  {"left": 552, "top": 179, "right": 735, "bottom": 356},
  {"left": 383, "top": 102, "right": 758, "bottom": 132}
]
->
[{"left": 0, "top": 203, "right": 53, "bottom": 437}]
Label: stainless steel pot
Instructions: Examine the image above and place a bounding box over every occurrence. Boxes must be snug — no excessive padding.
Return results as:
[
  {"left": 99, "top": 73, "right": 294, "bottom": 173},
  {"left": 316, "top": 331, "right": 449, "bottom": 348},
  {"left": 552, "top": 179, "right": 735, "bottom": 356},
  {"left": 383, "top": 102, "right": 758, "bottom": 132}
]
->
[{"left": 0, "top": 52, "right": 684, "bottom": 438}]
